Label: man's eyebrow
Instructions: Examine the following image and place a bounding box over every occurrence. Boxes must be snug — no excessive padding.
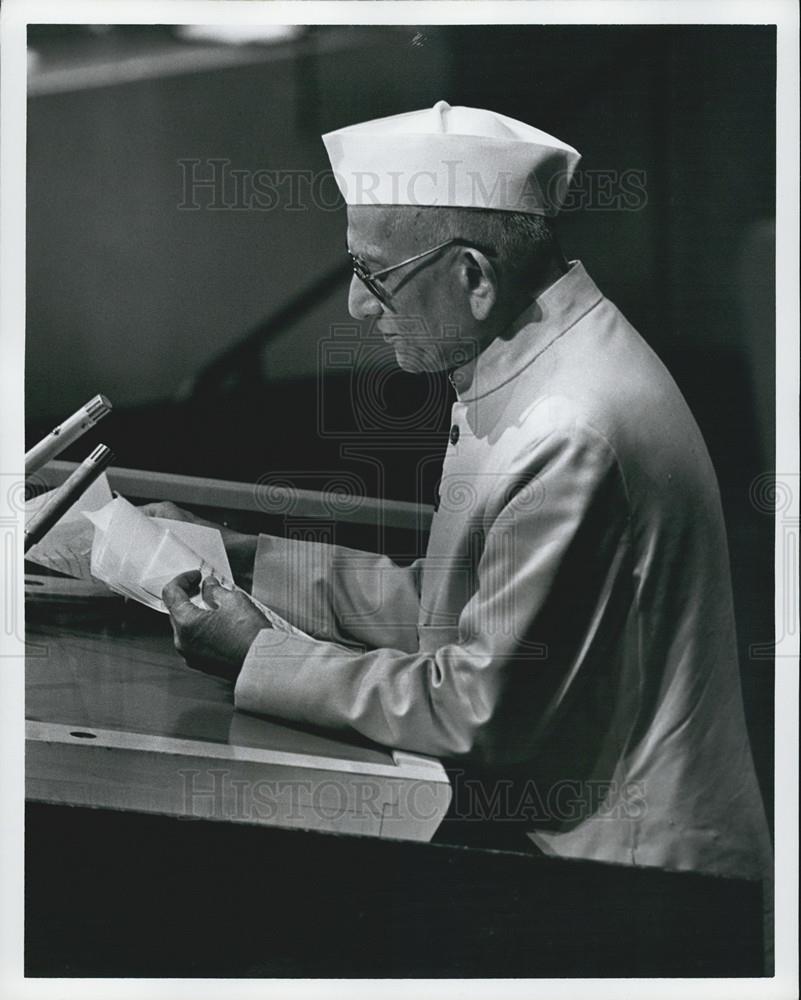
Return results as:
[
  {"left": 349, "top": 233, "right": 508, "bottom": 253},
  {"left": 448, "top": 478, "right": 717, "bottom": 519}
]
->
[{"left": 347, "top": 241, "right": 383, "bottom": 263}]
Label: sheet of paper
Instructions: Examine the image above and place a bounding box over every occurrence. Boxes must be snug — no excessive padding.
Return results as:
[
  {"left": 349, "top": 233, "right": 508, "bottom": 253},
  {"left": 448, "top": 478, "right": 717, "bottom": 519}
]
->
[
  {"left": 83, "top": 496, "right": 310, "bottom": 637},
  {"left": 84, "top": 497, "right": 231, "bottom": 612},
  {"left": 25, "top": 473, "right": 113, "bottom": 581},
  {"left": 30, "top": 479, "right": 312, "bottom": 638},
  {"left": 145, "top": 519, "right": 233, "bottom": 594}
]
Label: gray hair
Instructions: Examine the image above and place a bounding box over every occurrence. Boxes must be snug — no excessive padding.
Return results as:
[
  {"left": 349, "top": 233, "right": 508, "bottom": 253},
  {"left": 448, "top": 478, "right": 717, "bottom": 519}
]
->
[{"left": 382, "top": 205, "right": 563, "bottom": 287}]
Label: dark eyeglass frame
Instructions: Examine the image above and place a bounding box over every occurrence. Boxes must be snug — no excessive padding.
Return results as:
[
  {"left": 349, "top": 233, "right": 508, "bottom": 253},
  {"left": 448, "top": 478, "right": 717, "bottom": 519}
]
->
[{"left": 348, "top": 237, "right": 494, "bottom": 306}]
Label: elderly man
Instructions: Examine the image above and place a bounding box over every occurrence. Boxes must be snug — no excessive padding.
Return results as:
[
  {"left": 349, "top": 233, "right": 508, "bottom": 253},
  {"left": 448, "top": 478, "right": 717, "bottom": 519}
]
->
[{"left": 153, "top": 102, "right": 771, "bottom": 884}]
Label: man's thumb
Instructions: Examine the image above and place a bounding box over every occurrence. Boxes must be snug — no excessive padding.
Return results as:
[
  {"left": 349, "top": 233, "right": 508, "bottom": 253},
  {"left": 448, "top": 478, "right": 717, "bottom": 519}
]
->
[
  {"left": 201, "top": 573, "right": 231, "bottom": 609},
  {"left": 163, "top": 569, "right": 202, "bottom": 619}
]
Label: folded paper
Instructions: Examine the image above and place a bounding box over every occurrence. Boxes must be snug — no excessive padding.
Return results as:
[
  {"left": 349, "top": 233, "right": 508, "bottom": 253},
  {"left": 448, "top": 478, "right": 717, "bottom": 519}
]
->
[
  {"left": 25, "top": 473, "right": 114, "bottom": 581},
  {"left": 26, "top": 479, "right": 308, "bottom": 636},
  {"left": 83, "top": 496, "right": 232, "bottom": 612},
  {"left": 83, "top": 496, "right": 307, "bottom": 634}
]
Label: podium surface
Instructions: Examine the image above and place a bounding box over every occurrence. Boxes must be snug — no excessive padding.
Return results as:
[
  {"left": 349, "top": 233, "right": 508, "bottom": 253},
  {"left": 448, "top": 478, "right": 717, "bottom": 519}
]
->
[{"left": 26, "top": 613, "right": 450, "bottom": 841}]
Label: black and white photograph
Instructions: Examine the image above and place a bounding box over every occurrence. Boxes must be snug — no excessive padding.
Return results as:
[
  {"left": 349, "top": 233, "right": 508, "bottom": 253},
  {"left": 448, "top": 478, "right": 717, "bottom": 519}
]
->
[{"left": 1, "top": 1, "right": 797, "bottom": 996}]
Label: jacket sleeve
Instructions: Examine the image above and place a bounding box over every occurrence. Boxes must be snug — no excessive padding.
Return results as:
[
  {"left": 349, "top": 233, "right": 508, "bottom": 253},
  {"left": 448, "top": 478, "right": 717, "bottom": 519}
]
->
[
  {"left": 251, "top": 534, "right": 423, "bottom": 653},
  {"left": 236, "top": 423, "right": 631, "bottom": 765}
]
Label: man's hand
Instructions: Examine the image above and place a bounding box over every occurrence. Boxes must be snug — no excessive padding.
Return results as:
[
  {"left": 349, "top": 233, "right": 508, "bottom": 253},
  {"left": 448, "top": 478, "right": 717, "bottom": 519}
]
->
[
  {"left": 162, "top": 569, "right": 270, "bottom": 681},
  {"left": 139, "top": 500, "right": 215, "bottom": 530},
  {"left": 140, "top": 501, "right": 258, "bottom": 591}
]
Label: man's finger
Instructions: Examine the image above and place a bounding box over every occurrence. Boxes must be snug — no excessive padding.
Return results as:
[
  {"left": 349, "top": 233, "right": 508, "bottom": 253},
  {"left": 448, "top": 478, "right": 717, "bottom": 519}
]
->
[
  {"left": 163, "top": 569, "right": 203, "bottom": 619},
  {"left": 139, "top": 500, "right": 192, "bottom": 522},
  {"left": 140, "top": 501, "right": 174, "bottom": 518},
  {"left": 201, "top": 574, "right": 227, "bottom": 609}
]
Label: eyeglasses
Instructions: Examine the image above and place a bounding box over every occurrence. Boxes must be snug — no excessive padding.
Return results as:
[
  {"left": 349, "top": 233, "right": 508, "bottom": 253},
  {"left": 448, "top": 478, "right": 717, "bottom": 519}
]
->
[{"left": 348, "top": 237, "right": 494, "bottom": 307}]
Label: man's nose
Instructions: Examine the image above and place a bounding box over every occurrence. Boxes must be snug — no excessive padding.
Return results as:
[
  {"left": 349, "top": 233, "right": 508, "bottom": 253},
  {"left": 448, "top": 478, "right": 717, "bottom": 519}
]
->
[{"left": 348, "top": 275, "right": 383, "bottom": 320}]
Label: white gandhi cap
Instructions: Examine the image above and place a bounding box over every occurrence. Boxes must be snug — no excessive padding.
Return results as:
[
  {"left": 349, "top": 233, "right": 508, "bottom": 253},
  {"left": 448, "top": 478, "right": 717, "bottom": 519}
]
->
[{"left": 322, "top": 100, "right": 581, "bottom": 217}]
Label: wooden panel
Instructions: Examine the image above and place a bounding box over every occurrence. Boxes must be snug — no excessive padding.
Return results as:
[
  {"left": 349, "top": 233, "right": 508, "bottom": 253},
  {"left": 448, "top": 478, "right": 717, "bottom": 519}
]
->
[
  {"left": 35, "top": 459, "right": 434, "bottom": 530},
  {"left": 26, "top": 616, "right": 450, "bottom": 841},
  {"left": 26, "top": 721, "right": 450, "bottom": 841},
  {"left": 25, "top": 802, "right": 766, "bottom": 977},
  {"left": 26, "top": 617, "right": 393, "bottom": 762}
]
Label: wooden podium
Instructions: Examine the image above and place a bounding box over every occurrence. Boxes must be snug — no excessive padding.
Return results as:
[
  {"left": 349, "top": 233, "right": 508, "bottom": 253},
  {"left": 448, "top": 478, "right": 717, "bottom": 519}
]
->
[
  {"left": 26, "top": 618, "right": 450, "bottom": 843},
  {"left": 25, "top": 463, "right": 766, "bottom": 978},
  {"left": 26, "top": 462, "right": 450, "bottom": 843}
]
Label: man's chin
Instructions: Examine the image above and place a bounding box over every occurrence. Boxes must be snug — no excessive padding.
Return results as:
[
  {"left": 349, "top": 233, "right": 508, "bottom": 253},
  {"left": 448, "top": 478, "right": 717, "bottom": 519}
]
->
[{"left": 391, "top": 345, "right": 447, "bottom": 375}]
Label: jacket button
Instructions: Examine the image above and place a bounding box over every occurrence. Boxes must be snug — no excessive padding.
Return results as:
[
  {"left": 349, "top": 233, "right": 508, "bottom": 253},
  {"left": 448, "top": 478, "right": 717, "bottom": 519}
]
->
[{"left": 450, "top": 424, "right": 460, "bottom": 445}]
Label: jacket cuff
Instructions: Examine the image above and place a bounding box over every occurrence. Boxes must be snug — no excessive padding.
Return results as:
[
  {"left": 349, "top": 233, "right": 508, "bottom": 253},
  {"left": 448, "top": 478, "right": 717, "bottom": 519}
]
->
[
  {"left": 234, "top": 627, "right": 351, "bottom": 725},
  {"left": 250, "top": 534, "right": 342, "bottom": 641}
]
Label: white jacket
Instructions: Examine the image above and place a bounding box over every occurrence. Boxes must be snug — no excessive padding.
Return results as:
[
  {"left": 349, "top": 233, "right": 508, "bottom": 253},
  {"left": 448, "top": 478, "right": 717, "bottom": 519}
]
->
[{"left": 235, "top": 261, "right": 772, "bottom": 881}]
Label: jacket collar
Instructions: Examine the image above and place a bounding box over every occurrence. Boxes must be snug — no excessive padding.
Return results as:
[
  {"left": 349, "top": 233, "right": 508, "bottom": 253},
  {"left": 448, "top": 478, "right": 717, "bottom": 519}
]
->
[{"left": 448, "top": 260, "right": 604, "bottom": 401}]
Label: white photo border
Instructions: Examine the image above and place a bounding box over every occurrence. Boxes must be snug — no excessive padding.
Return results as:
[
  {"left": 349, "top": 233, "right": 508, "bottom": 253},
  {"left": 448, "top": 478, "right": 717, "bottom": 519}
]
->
[{"left": 1, "top": 2, "right": 797, "bottom": 999}]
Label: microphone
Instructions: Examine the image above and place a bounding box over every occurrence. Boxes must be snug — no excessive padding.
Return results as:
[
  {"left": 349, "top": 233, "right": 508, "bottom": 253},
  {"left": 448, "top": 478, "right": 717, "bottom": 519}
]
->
[
  {"left": 25, "top": 444, "right": 114, "bottom": 553},
  {"left": 25, "top": 395, "right": 112, "bottom": 477}
]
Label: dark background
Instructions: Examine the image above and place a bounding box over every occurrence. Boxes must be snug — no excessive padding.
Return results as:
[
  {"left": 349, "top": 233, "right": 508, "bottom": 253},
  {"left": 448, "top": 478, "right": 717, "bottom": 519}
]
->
[{"left": 25, "top": 24, "right": 776, "bottom": 825}]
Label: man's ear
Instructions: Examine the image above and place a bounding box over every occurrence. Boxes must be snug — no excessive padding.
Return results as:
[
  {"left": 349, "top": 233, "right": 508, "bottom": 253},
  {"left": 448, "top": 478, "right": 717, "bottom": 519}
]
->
[{"left": 456, "top": 249, "right": 498, "bottom": 321}]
